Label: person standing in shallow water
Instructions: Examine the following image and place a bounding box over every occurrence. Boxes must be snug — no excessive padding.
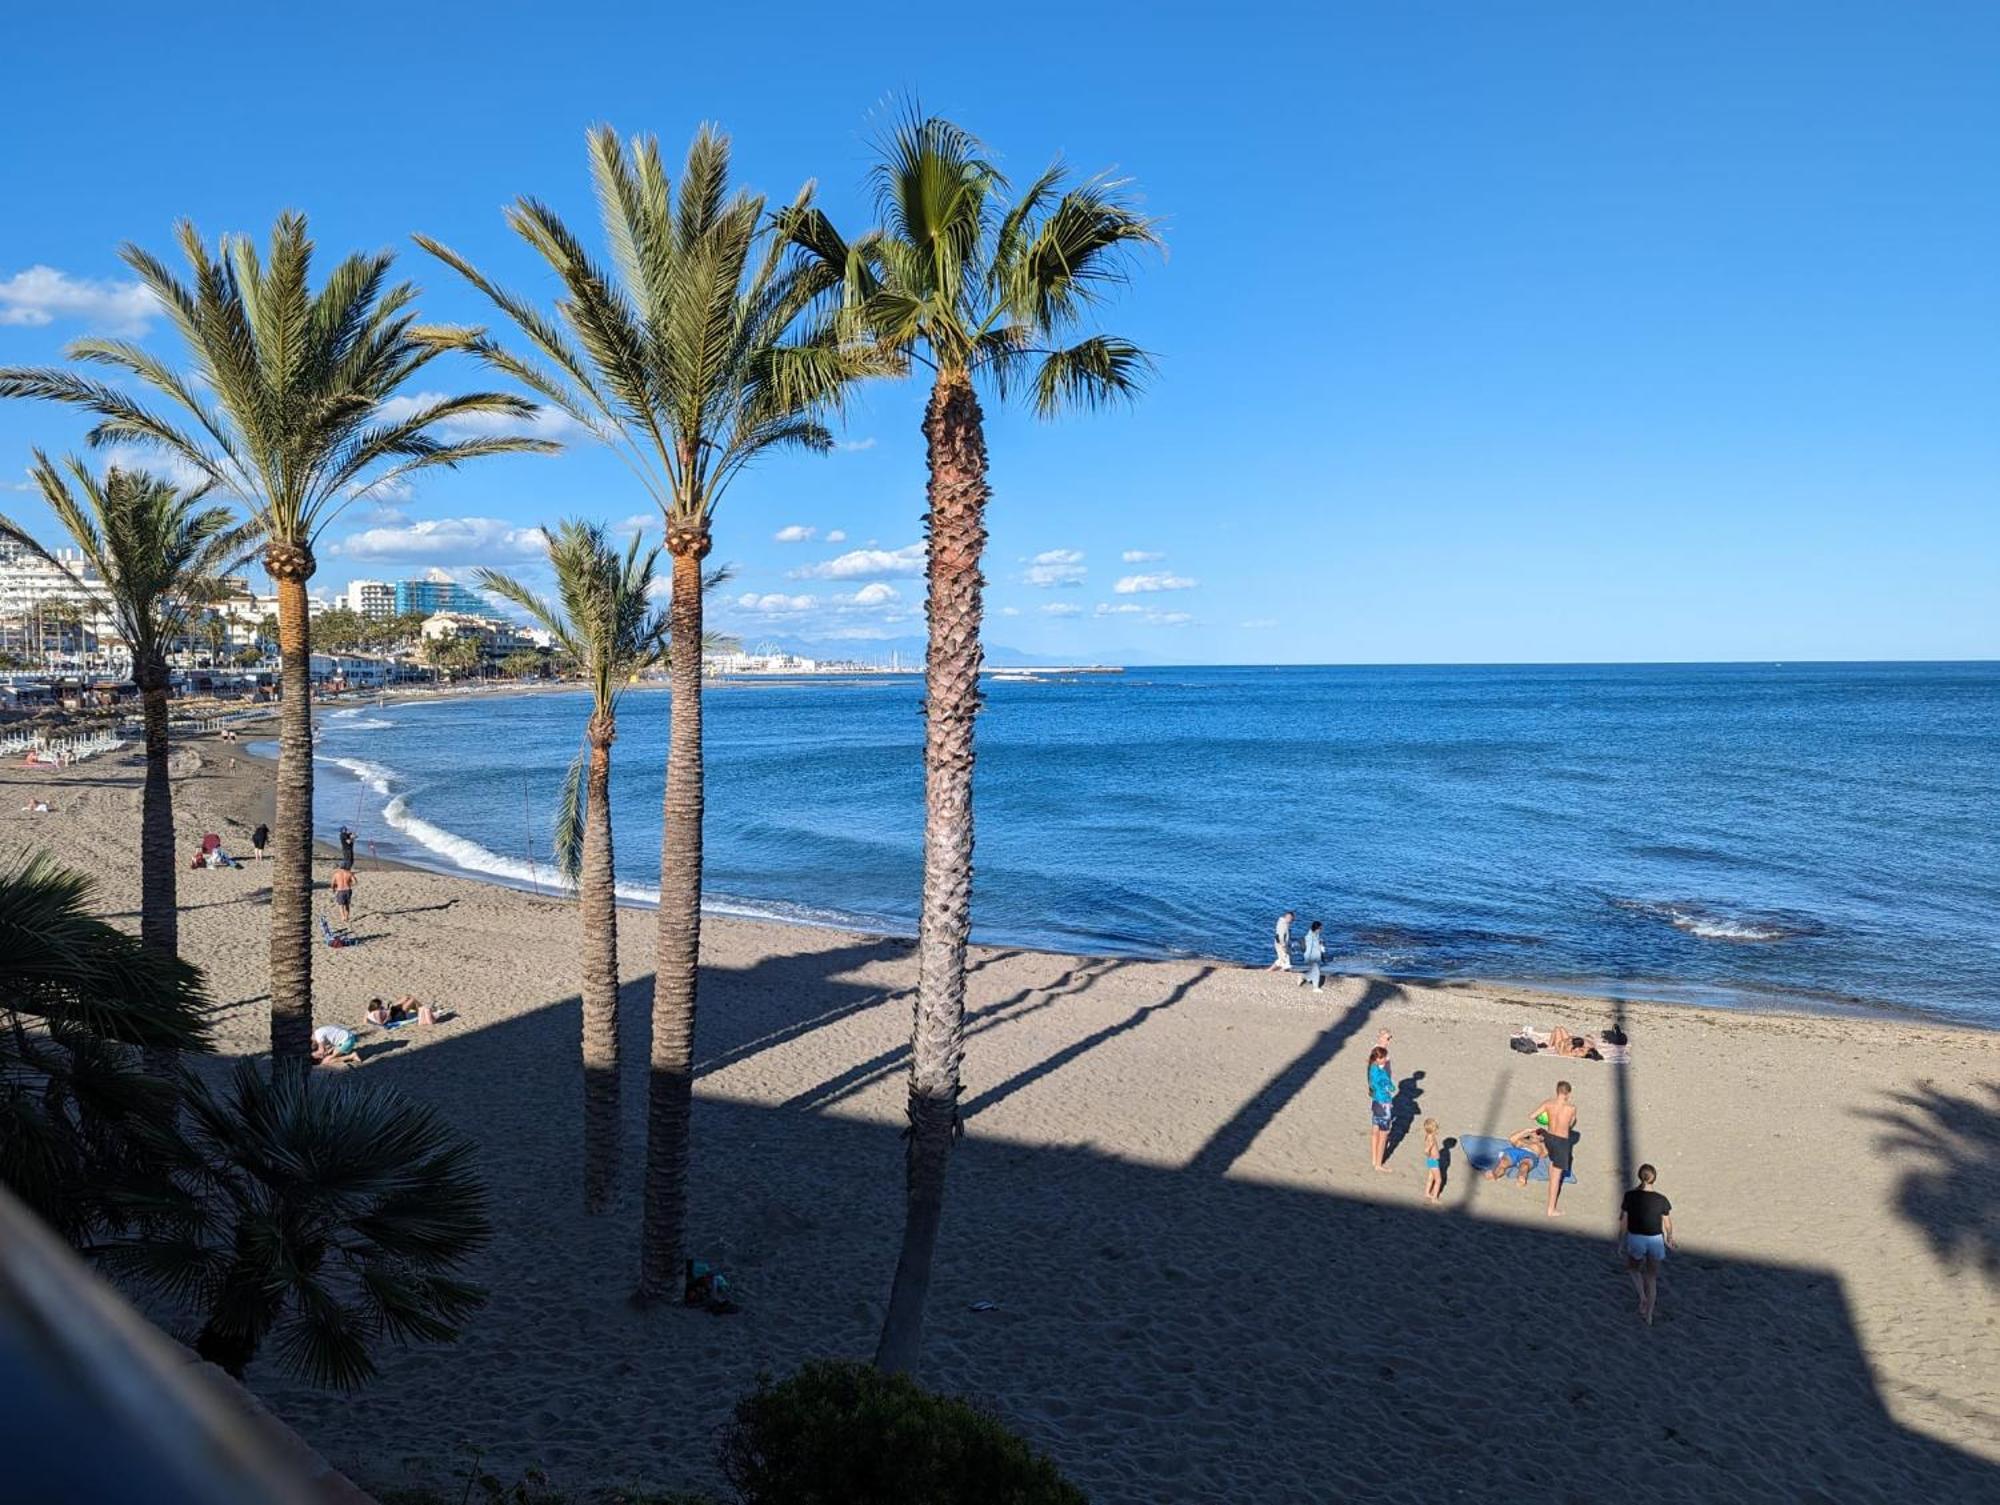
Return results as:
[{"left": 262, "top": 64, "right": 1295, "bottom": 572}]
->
[{"left": 1268, "top": 910, "right": 1295, "bottom": 972}]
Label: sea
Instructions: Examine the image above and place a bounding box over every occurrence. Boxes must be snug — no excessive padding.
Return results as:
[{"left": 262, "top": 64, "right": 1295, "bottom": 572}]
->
[{"left": 289, "top": 662, "right": 2000, "bottom": 1028}]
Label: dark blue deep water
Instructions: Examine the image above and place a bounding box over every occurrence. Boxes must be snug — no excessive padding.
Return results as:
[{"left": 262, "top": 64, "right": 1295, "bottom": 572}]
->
[{"left": 300, "top": 663, "right": 2000, "bottom": 1025}]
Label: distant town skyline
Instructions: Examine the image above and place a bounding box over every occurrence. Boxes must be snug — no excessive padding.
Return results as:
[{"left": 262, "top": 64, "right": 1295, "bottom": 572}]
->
[{"left": 3, "top": 5, "right": 1995, "bottom": 665}]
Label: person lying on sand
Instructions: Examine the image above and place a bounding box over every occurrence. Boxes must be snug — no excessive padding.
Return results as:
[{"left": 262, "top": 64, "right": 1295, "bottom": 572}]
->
[
  {"left": 1548, "top": 1027, "right": 1602, "bottom": 1060},
  {"left": 364, "top": 996, "right": 437, "bottom": 1028},
  {"left": 1485, "top": 1127, "right": 1546, "bottom": 1184},
  {"left": 311, "top": 1025, "right": 360, "bottom": 1066}
]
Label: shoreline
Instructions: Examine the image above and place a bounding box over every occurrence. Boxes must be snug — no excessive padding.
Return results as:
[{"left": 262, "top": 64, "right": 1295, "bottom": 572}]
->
[
  {"left": 263, "top": 711, "right": 1988, "bottom": 1034},
  {"left": 4, "top": 730, "right": 1995, "bottom": 1499}
]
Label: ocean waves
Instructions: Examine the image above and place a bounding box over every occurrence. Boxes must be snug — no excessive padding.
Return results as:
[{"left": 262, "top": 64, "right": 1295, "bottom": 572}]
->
[
  {"left": 1612, "top": 899, "right": 1824, "bottom": 945},
  {"left": 291, "top": 663, "right": 2000, "bottom": 1024},
  {"left": 380, "top": 793, "right": 661, "bottom": 905}
]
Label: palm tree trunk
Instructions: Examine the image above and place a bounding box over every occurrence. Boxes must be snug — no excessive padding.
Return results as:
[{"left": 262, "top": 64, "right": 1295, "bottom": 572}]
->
[
  {"left": 137, "top": 658, "right": 179, "bottom": 1077},
  {"left": 638, "top": 533, "right": 708, "bottom": 1301},
  {"left": 267, "top": 547, "right": 315, "bottom": 1075},
  {"left": 580, "top": 718, "right": 621, "bottom": 1214},
  {"left": 875, "top": 374, "right": 989, "bottom": 1375}
]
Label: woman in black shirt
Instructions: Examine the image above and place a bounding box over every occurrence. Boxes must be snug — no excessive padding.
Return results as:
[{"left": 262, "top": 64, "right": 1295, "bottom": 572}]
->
[{"left": 1617, "top": 1163, "right": 1676, "bottom": 1325}]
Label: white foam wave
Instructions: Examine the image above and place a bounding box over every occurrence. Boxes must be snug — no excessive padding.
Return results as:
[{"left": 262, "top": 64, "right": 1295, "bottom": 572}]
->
[
  {"left": 319, "top": 755, "right": 397, "bottom": 797},
  {"left": 333, "top": 717, "right": 395, "bottom": 731},
  {"left": 1669, "top": 912, "right": 1790, "bottom": 943},
  {"left": 1614, "top": 898, "right": 1808, "bottom": 944},
  {"left": 380, "top": 794, "right": 659, "bottom": 904}
]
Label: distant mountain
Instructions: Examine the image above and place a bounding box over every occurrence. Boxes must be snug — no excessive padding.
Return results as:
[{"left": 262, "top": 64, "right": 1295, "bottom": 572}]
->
[{"left": 740, "top": 634, "right": 1109, "bottom": 668}]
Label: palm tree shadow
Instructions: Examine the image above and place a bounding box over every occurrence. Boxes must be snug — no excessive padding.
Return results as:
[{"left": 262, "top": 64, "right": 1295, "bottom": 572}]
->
[
  {"left": 1857, "top": 1080, "right": 2000, "bottom": 1283},
  {"left": 962, "top": 964, "right": 1216, "bottom": 1120},
  {"left": 1186, "top": 978, "right": 1402, "bottom": 1178}
]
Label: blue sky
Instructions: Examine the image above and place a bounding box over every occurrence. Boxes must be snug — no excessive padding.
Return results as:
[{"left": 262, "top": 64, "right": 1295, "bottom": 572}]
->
[{"left": 2, "top": 2, "right": 1995, "bottom": 664}]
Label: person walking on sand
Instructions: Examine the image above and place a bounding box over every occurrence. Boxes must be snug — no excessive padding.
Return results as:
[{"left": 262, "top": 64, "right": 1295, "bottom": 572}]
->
[
  {"left": 1268, "top": 910, "right": 1295, "bottom": 972},
  {"left": 1533, "top": 1081, "right": 1578, "bottom": 1217},
  {"left": 1421, "top": 1118, "right": 1443, "bottom": 1202},
  {"left": 1367, "top": 1031, "right": 1395, "bottom": 1172},
  {"left": 1617, "top": 1163, "right": 1676, "bottom": 1324},
  {"left": 1298, "top": 920, "right": 1325, "bottom": 991},
  {"left": 251, "top": 822, "right": 269, "bottom": 861},
  {"left": 330, "top": 863, "right": 355, "bottom": 927}
]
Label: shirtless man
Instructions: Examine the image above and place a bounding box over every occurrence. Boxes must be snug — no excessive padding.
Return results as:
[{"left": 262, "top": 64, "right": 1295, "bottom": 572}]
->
[{"left": 1534, "top": 1081, "right": 1578, "bottom": 1217}]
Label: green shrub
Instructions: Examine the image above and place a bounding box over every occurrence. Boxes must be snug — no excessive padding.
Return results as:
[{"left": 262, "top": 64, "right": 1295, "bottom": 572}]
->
[{"left": 717, "top": 1360, "right": 1084, "bottom": 1504}]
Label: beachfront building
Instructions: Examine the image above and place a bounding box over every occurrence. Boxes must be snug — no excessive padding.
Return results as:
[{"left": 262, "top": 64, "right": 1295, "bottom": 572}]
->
[
  {"left": 0, "top": 539, "right": 118, "bottom": 665},
  {"left": 704, "top": 648, "right": 819, "bottom": 676},
  {"left": 395, "top": 577, "right": 495, "bottom": 618},
  {"left": 342, "top": 579, "right": 397, "bottom": 620},
  {"left": 419, "top": 611, "right": 537, "bottom": 656},
  {"left": 309, "top": 651, "right": 390, "bottom": 687}
]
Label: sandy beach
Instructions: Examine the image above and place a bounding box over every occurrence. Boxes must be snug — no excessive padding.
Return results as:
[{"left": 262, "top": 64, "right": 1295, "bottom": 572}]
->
[{"left": 4, "top": 732, "right": 1995, "bottom": 1502}]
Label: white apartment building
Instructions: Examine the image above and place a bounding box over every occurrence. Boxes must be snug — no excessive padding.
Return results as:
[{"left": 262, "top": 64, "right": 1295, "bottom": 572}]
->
[
  {"left": 0, "top": 542, "right": 118, "bottom": 657},
  {"left": 343, "top": 579, "right": 396, "bottom": 619}
]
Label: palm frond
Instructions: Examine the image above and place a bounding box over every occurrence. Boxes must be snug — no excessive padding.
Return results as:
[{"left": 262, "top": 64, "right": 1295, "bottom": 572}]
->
[{"left": 553, "top": 744, "right": 588, "bottom": 883}]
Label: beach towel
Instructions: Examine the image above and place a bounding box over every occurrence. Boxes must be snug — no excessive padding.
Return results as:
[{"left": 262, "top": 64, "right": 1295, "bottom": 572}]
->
[
  {"left": 319, "top": 916, "right": 349, "bottom": 950},
  {"left": 1511, "top": 1029, "right": 1630, "bottom": 1065},
  {"left": 1459, "top": 1133, "right": 1576, "bottom": 1184}
]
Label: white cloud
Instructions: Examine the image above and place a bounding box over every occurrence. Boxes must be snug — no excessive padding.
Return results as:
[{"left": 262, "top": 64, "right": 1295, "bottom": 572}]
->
[
  {"left": 735, "top": 591, "right": 817, "bottom": 614},
  {"left": 1240, "top": 617, "right": 1279, "bottom": 629},
  {"left": 1043, "top": 602, "right": 1082, "bottom": 617},
  {"left": 997, "top": 605, "right": 1021, "bottom": 617},
  {"left": 848, "top": 581, "right": 900, "bottom": 608},
  {"left": 1023, "top": 549, "right": 1086, "bottom": 588},
  {"left": 1096, "top": 601, "right": 1191, "bottom": 626},
  {"left": 373, "top": 392, "right": 588, "bottom": 444},
  {"left": 332, "top": 516, "right": 549, "bottom": 563},
  {"left": 1114, "top": 572, "right": 1197, "bottom": 594},
  {"left": 836, "top": 437, "right": 877, "bottom": 453},
  {"left": 1121, "top": 549, "right": 1165, "bottom": 563},
  {"left": 825, "top": 529, "right": 847, "bottom": 543},
  {"left": 96, "top": 445, "right": 216, "bottom": 494},
  {"left": 617, "top": 513, "right": 657, "bottom": 536},
  {"left": 793, "top": 542, "right": 925, "bottom": 580},
  {"left": 774, "top": 524, "right": 817, "bottom": 543},
  {"left": 0, "top": 266, "right": 157, "bottom": 335}
]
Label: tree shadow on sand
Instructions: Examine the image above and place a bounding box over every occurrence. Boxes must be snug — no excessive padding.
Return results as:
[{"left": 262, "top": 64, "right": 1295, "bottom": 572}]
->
[
  {"left": 230, "top": 944, "right": 1996, "bottom": 1505},
  {"left": 1860, "top": 1079, "right": 2000, "bottom": 1284}
]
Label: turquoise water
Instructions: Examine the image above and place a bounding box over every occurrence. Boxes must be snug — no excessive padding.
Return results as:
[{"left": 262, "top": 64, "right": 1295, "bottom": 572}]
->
[{"left": 298, "top": 663, "right": 2000, "bottom": 1025}]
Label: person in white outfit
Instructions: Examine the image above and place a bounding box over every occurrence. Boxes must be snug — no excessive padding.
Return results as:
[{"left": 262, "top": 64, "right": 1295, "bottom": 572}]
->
[
  {"left": 1268, "top": 910, "right": 1295, "bottom": 971},
  {"left": 1299, "top": 920, "right": 1326, "bottom": 991}
]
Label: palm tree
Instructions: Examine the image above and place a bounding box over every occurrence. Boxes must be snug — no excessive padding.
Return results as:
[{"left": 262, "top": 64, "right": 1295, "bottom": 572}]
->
[
  {"left": 786, "top": 115, "right": 1158, "bottom": 1372},
  {"left": 105, "top": 1060, "right": 491, "bottom": 1389},
  {"left": 0, "top": 214, "right": 557, "bottom": 1074},
  {"left": 1, "top": 458, "right": 254, "bottom": 1069},
  {"left": 478, "top": 521, "right": 668, "bottom": 1213},
  {"left": 0, "top": 853, "right": 211, "bottom": 1246},
  {"left": 417, "top": 124, "right": 878, "bottom": 1299}
]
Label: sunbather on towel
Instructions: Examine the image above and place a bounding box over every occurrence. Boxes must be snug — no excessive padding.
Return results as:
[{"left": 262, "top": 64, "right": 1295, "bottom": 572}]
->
[
  {"left": 365, "top": 996, "right": 436, "bottom": 1028},
  {"left": 1485, "top": 1127, "right": 1546, "bottom": 1185},
  {"left": 1549, "top": 1026, "right": 1602, "bottom": 1060}
]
